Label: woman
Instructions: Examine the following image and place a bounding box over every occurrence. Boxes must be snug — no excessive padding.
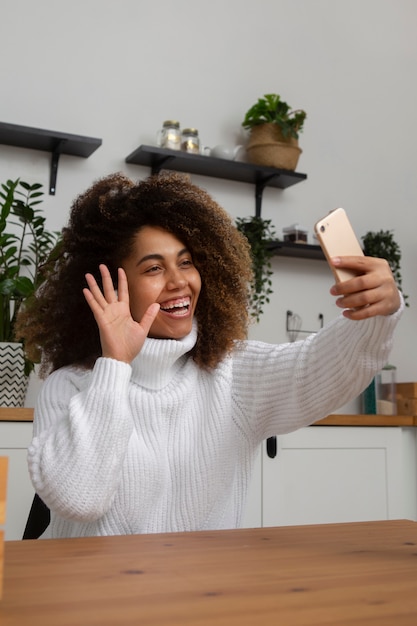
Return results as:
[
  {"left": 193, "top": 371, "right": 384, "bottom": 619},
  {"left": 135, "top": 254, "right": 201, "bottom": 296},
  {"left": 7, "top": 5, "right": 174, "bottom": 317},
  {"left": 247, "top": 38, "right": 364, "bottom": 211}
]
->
[{"left": 17, "top": 172, "right": 402, "bottom": 538}]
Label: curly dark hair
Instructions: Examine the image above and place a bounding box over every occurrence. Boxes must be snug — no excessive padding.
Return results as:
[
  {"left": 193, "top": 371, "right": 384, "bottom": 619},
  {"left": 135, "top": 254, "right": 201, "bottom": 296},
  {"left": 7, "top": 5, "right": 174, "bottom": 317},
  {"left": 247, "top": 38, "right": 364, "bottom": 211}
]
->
[{"left": 15, "top": 172, "right": 253, "bottom": 377}]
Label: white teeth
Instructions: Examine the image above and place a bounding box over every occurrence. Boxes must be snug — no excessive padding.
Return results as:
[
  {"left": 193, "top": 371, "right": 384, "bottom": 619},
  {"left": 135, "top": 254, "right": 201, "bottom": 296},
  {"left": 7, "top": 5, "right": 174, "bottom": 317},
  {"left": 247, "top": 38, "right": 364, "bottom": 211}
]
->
[{"left": 161, "top": 299, "right": 190, "bottom": 311}]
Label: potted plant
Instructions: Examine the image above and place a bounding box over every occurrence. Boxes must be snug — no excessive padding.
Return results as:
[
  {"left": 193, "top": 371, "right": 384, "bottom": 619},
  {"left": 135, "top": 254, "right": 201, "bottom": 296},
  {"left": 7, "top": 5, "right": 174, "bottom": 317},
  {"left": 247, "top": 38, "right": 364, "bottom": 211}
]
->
[
  {"left": 242, "top": 93, "right": 306, "bottom": 170},
  {"left": 362, "top": 229, "right": 409, "bottom": 307},
  {"left": 236, "top": 215, "right": 277, "bottom": 322},
  {"left": 361, "top": 229, "right": 408, "bottom": 415},
  {"left": 0, "top": 178, "right": 61, "bottom": 406}
]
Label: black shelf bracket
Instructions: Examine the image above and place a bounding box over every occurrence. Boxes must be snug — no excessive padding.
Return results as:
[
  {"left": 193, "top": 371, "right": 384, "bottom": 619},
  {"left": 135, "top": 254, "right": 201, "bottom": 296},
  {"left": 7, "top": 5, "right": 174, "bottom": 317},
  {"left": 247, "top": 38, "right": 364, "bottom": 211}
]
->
[
  {"left": 0, "top": 121, "right": 102, "bottom": 195},
  {"left": 150, "top": 155, "right": 176, "bottom": 175},
  {"left": 49, "top": 139, "right": 67, "bottom": 195},
  {"left": 255, "top": 175, "right": 278, "bottom": 217}
]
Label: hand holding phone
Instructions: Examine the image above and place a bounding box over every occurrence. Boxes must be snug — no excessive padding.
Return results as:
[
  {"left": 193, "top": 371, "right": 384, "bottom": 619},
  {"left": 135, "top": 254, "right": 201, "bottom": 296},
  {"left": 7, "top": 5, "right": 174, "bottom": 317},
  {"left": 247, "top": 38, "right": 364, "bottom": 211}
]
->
[{"left": 314, "top": 208, "right": 364, "bottom": 283}]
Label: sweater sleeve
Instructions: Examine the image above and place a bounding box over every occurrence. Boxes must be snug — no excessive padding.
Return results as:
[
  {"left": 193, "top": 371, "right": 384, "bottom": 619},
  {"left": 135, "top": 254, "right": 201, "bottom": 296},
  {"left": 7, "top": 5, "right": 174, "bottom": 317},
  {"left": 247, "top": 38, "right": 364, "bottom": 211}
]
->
[
  {"left": 27, "top": 358, "right": 134, "bottom": 522},
  {"left": 231, "top": 303, "right": 403, "bottom": 440}
]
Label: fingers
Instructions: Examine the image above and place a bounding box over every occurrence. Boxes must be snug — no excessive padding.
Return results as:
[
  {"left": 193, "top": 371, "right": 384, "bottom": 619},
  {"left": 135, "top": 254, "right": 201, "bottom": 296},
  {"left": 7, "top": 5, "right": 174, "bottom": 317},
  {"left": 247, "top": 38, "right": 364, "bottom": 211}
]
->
[
  {"left": 83, "top": 273, "right": 108, "bottom": 314},
  {"left": 330, "top": 255, "right": 386, "bottom": 283},
  {"left": 331, "top": 255, "right": 371, "bottom": 270},
  {"left": 342, "top": 292, "right": 399, "bottom": 320},
  {"left": 84, "top": 265, "right": 123, "bottom": 308},
  {"left": 329, "top": 256, "right": 401, "bottom": 317},
  {"left": 116, "top": 267, "right": 129, "bottom": 303},
  {"left": 83, "top": 285, "right": 102, "bottom": 318},
  {"left": 341, "top": 282, "right": 401, "bottom": 318},
  {"left": 100, "top": 264, "right": 118, "bottom": 302},
  {"left": 330, "top": 257, "right": 390, "bottom": 294},
  {"left": 140, "top": 303, "right": 160, "bottom": 335}
]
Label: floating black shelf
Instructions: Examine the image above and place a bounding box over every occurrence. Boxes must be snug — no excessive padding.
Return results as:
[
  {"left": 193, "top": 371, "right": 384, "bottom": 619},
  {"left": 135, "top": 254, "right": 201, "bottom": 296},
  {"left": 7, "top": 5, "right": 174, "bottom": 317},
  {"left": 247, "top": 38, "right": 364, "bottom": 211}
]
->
[
  {"left": 268, "top": 241, "right": 324, "bottom": 260},
  {"left": 125, "top": 145, "right": 317, "bottom": 261},
  {"left": 0, "top": 121, "right": 102, "bottom": 194},
  {"left": 125, "top": 144, "right": 307, "bottom": 216}
]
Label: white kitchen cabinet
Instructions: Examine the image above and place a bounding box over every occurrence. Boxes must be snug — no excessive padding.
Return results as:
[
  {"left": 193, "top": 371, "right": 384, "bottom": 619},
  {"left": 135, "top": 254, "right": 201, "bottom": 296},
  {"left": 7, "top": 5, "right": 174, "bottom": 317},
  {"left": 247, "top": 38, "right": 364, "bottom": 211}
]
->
[
  {"left": 0, "top": 421, "right": 34, "bottom": 540},
  {"left": 262, "top": 426, "right": 417, "bottom": 527}
]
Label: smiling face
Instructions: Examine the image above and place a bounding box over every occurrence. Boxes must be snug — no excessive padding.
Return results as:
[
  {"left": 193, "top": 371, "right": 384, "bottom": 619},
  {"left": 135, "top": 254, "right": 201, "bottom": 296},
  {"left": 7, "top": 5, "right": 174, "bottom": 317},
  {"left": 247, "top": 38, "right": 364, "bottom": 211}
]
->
[{"left": 121, "top": 226, "right": 202, "bottom": 340}]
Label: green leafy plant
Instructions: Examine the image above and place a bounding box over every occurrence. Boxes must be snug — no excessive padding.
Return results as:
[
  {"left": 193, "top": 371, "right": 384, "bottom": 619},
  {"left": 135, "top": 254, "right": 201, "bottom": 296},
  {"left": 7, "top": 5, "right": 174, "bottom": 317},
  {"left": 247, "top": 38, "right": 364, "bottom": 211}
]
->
[
  {"left": 242, "top": 93, "right": 307, "bottom": 139},
  {"left": 0, "top": 179, "right": 61, "bottom": 373},
  {"left": 236, "top": 216, "right": 277, "bottom": 322},
  {"left": 362, "top": 229, "right": 409, "bottom": 307}
]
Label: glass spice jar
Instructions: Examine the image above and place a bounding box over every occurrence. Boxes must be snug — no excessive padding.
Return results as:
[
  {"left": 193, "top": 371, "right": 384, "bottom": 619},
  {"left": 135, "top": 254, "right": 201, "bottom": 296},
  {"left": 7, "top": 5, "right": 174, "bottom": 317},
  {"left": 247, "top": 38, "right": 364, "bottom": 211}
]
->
[
  {"left": 157, "top": 120, "right": 181, "bottom": 150},
  {"left": 181, "top": 128, "right": 200, "bottom": 154}
]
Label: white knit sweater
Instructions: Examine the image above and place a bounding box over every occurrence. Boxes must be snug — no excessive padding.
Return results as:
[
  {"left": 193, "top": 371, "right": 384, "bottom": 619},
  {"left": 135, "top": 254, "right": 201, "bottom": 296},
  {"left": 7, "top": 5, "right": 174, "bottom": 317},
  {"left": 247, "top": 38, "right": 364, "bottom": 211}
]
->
[{"left": 28, "top": 308, "right": 402, "bottom": 538}]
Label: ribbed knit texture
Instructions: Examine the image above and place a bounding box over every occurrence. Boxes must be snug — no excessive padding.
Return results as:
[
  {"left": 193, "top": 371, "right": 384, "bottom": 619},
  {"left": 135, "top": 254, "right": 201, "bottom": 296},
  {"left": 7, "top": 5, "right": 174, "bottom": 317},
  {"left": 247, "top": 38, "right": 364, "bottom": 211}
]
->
[{"left": 27, "top": 306, "right": 402, "bottom": 538}]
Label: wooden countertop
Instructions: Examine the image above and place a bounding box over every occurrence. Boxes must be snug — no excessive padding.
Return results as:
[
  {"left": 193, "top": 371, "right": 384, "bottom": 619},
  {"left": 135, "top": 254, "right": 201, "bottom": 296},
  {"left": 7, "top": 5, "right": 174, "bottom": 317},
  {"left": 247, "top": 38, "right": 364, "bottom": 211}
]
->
[
  {"left": 0, "top": 408, "right": 34, "bottom": 422},
  {"left": 316, "top": 413, "right": 417, "bottom": 426},
  {"left": 1, "top": 407, "right": 416, "bottom": 426},
  {"left": 2, "top": 520, "right": 417, "bottom": 625}
]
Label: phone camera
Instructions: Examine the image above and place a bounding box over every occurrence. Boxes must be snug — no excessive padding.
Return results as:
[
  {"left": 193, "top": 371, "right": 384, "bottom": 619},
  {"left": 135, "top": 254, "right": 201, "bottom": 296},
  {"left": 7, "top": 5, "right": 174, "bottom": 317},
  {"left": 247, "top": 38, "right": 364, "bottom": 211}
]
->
[{"left": 320, "top": 225, "right": 325, "bottom": 232}]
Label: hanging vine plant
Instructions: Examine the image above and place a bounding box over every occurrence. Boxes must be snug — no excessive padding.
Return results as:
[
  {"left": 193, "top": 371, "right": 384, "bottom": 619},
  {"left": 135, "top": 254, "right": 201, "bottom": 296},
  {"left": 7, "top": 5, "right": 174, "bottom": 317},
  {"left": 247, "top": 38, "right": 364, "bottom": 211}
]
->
[
  {"left": 236, "top": 216, "right": 277, "bottom": 322},
  {"left": 362, "top": 229, "right": 409, "bottom": 307}
]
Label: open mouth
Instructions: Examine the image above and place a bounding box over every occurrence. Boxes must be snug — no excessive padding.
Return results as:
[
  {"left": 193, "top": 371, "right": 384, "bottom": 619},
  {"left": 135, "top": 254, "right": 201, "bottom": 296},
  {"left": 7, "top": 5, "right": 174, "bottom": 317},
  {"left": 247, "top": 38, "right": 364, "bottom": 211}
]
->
[{"left": 159, "top": 297, "right": 191, "bottom": 317}]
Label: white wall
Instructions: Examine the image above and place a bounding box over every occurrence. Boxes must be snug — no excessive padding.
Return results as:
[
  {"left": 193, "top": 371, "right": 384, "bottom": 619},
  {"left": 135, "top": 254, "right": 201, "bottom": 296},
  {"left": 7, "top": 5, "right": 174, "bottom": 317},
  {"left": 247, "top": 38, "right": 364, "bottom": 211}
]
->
[{"left": 1, "top": 0, "right": 416, "bottom": 408}]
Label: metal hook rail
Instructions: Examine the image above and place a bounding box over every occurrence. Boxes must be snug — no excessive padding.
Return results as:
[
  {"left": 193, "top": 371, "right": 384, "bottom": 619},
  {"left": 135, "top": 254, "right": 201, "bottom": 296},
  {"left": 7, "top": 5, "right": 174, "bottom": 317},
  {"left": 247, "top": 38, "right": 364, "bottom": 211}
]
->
[{"left": 286, "top": 310, "right": 324, "bottom": 336}]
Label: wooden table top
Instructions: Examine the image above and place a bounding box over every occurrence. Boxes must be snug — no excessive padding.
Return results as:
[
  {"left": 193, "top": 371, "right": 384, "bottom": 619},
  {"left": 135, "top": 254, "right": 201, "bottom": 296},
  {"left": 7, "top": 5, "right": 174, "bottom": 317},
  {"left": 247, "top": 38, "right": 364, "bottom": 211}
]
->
[{"left": 1, "top": 520, "right": 417, "bottom": 625}]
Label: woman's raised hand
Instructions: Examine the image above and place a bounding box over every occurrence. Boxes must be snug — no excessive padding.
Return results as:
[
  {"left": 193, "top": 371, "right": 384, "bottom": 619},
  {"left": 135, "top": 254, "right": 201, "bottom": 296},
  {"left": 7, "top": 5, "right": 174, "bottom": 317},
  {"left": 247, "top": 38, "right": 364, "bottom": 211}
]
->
[
  {"left": 329, "top": 256, "right": 402, "bottom": 320},
  {"left": 83, "top": 265, "right": 160, "bottom": 363}
]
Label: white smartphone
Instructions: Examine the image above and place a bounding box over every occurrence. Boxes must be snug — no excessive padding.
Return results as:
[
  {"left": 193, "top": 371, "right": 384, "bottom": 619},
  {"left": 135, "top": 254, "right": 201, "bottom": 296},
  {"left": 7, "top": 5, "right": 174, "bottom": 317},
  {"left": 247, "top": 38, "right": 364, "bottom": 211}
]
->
[{"left": 314, "top": 208, "right": 364, "bottom": 283}]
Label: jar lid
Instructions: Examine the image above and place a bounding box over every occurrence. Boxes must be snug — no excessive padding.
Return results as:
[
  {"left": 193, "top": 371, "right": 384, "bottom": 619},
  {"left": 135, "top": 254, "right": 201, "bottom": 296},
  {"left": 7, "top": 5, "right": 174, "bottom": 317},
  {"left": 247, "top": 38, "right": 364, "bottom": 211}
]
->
[
  {"left": 163, "top": 120, "right": 180, "bottom": 128},
  {"left": 282, "top": 223, "right": 308, "bottom": 233},
  {"left": 182, "top": 128, "right": 198, "bottom": 135}
]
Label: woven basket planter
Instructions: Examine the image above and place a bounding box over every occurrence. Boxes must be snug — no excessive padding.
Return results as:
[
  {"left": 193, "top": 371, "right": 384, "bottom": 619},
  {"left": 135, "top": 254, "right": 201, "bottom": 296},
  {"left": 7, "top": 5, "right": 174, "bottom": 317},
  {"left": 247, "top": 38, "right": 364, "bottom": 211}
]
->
[
  {"left": 245, "top": 123, "right": 302, "bottom": 170},
  {"left": 0, "top": 342, "right": 29, "bottom": 407}
]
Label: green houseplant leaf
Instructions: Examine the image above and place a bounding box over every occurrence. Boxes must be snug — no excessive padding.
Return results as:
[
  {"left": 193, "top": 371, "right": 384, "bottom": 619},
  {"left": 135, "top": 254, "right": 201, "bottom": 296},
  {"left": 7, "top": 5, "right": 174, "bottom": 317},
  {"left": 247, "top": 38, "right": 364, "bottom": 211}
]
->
[
  {"left": 242, "top": 93, "right": 307, "bottom": 139},
  {"left": 362, "top": 229, "right": 409, "bottom": 307},
  {"left": 236, "top": 216, "right": 276, "bottom": 322},
  {"left": 0, "top": 178, "right": 62, "bottom": 374}
]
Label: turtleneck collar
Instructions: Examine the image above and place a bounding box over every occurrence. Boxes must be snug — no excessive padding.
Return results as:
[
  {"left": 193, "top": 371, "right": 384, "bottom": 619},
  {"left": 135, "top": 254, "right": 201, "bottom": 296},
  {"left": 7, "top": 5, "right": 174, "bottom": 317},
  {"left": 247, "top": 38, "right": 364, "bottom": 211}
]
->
[{"left": 130, "top": 320, "right": 198, "bottom": 390}]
